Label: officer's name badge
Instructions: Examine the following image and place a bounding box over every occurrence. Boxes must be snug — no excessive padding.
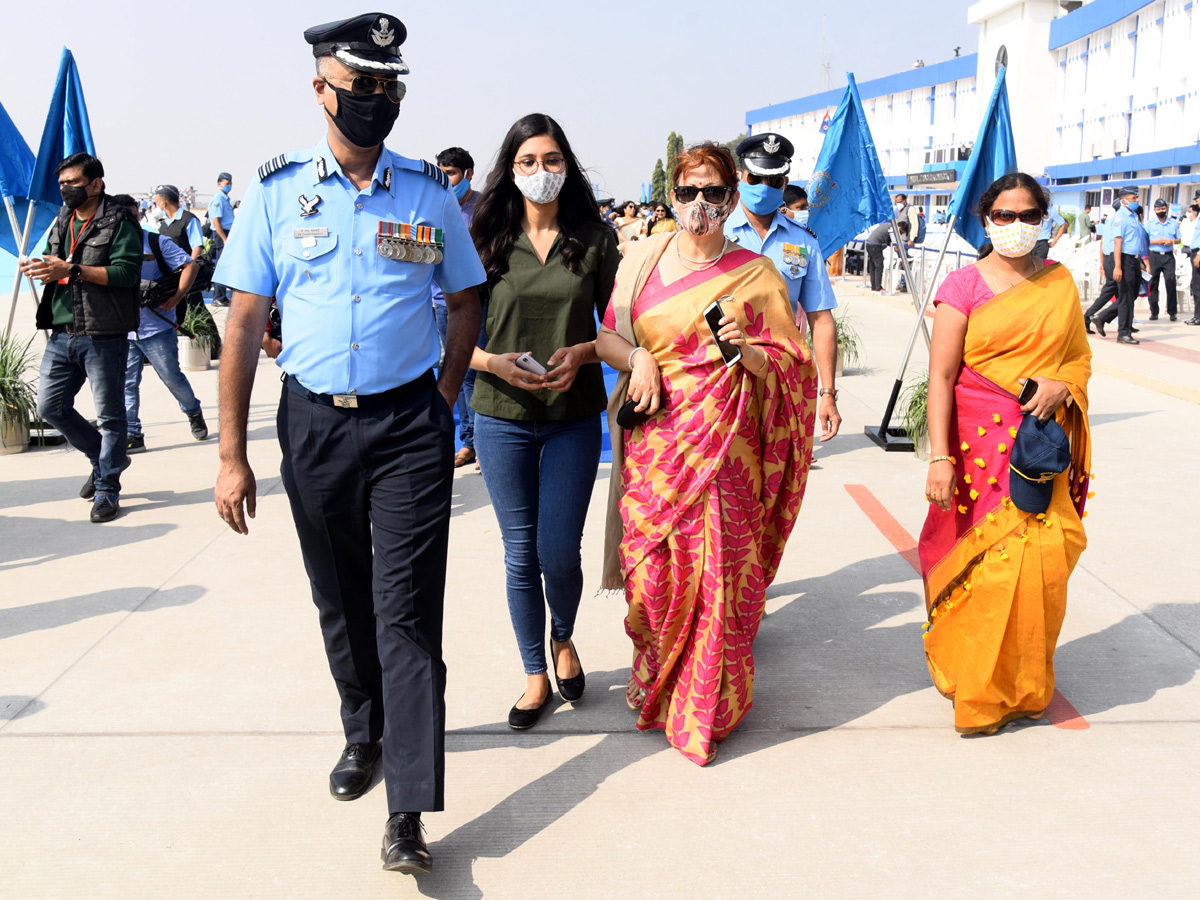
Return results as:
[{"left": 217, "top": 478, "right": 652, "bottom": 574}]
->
[
  {"left": 376, "top": 221, "right": 444, "bottom": 264},
  {"left": 782, "top": 242, "right": 808, "bottom": 268}
]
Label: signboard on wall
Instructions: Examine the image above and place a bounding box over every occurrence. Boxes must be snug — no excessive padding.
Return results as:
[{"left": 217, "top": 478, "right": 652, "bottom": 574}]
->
[{"left": 907, "top": 168, "right": 959, "bottom": 188}]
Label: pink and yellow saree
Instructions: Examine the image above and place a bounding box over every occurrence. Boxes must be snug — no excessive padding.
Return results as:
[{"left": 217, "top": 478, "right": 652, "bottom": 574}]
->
[
  {"left": 603, "top": 235, "right": 817, "bottom": 764},
  {"left": 918, "top": 262, "right": 1092, "bottom": 734}
]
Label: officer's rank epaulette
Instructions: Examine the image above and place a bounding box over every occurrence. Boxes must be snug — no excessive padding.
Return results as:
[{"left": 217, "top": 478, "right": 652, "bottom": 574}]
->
[
  {"left": 420, "top": 160, "right": 450, "bottom": 190},
  {"left": 799, "top": 222, "right": 818, "bottom": 240},
  {"left": 257, "top": 153, "right": 294, "bottom": 182}
]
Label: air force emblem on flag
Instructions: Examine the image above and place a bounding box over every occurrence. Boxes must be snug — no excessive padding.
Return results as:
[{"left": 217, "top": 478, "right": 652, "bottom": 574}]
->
[{"left": 807, "top": 171, "right": 838, "bottom": 210}]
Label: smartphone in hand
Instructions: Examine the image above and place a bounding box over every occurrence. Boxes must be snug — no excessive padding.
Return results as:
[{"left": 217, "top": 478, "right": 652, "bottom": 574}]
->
[
  {"left": 1018, "top": 378, "right": 1038, "bottom": 405},
  {"left": 514, "top": 353, "right": 547, "bottom": 377},
  {"left": 703, "top": 296, "right": 743, "bottom": 368}
]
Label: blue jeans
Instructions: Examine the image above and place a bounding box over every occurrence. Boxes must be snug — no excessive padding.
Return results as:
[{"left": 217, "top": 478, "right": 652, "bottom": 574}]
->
[
  {"left": 125, "top": 328, "right": 202, "bottom": 437},
  {"left": 433, "top": 302, "right": 486, "bottom": 450},
  {"left": 474, "top": 413, "right": 602, "bottom": 674},
  {"left": 37, "top": 330, "right": 129, "bottom": 496}
]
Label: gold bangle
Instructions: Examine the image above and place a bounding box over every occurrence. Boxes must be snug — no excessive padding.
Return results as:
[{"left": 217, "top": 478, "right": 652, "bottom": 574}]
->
[{"left": 929, "top": 455, "right": 954, "bottom": 465}]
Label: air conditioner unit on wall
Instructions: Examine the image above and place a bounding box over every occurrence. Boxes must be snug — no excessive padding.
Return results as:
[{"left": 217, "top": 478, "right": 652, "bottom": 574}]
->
[{"left": 1091, "top": 141, "right": 1104, "bottom": 158}]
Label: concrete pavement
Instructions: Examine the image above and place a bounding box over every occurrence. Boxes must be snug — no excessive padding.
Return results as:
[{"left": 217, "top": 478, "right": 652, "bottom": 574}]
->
[{"left": 2, "top": 283, "right": 1198, "bottom": 899}]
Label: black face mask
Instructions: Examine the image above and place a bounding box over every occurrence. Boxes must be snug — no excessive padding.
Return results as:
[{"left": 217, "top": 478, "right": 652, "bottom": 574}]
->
[
  {"left": 60, "top": 184, "right": 90, "bottom": 210},
  {"left": 324, "top": 81, "right": 399, "bottom": 149}
]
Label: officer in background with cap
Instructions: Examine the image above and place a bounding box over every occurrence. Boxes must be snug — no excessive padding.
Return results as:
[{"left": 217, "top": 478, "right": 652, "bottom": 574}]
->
[
  {"left": 213, "top": 12, "right": 485, "bottom": 877},
  {"left": 208, "top": 172, "right": 236, "bottom": 307},
  {"left": 726, "top": 133, "right": 841, "bottom": 441},
  {"left": 1094, "top": 186, "right": 1147, "bottom": 344},
  {"left": 1146, "top": 197, "right": 1180, "bottom": 321}
]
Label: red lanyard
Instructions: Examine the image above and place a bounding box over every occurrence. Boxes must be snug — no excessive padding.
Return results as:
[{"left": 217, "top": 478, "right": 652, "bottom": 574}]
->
[{"left": 59, "top": 210, "right": 96, "bottom": 285}]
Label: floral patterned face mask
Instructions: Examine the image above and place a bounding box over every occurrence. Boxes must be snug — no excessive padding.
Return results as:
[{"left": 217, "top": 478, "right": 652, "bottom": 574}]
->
[{"left": 674, "top": 196, "right": 733, "bottom": 236}]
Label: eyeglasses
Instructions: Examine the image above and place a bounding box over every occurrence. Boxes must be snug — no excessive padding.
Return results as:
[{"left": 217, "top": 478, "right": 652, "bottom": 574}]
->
[
  {"left": 672, "top": 185, "right": 733, "bottom": 204},
  {"left": 514, "top": 156, "right": 566, "bottom": 176},
  {"left": 744, "top": 173, "right": 787, "bottom": 190},
  {"left": 324, "top": 75, "right": 406, "bottom": 104},
  {"left": 988, "top": 208, "right": 1045, "bottom": 226}
]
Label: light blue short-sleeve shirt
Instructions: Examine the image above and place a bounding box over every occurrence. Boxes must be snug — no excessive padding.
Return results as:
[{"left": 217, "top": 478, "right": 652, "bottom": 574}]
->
[
  {"left": 1146, "top": 215, "right": 1180, "bottom": 253},
  {"left": 132, "top": 227, "right": 192, "bottom": 340},
  {"left": 1039, "top": 205, "right": 1066, "bottom": 241},
  {"left": 724, "top": 206, "right": 837, "bottom": 319},
  {"left": 1099, "top": 218, "right": 1116, "bottom": 255},
  {"left": 1113, "top": 207, "right": 1148, "bottom": 257},
  {"left": 214, "top": 136, "right": 486, "bottom": 395},
  {"left": 208, "top": 190, "right": 236, "bottom": 230}
]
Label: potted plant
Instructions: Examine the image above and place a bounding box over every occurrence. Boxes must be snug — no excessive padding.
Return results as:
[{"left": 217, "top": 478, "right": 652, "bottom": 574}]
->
[
  {"left": 898, "top": 370, "right": 930, "bottom": 460},
  {"left": 0, "top": 332, "right": 38, "bottom": 454},
  {"left": 832, "top": 308, "right": 863, "bottom": 377},
  {"left": 179, "top": 302, "right": 220, "bottom": 371}
]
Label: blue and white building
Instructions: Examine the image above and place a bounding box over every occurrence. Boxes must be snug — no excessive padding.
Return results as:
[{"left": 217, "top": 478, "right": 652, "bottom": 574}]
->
[{"left": 746, "top": 0, "right": 1200, "bottom": 225}]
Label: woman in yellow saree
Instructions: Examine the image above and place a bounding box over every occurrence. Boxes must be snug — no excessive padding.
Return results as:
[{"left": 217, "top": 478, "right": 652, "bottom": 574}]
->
[
  {"left": 921, "top": 173, "right": 1092, "bottom": 735},
  {"left": 596, "top": 143, "right": 817, "bottom": 765}
]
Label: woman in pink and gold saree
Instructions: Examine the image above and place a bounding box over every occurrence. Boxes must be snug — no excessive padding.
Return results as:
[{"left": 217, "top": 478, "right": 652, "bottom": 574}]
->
[
  {"left": 596, "top": 143, "right": 816, "bottom": 765},
  {"left": 921, "top": 173, "right": 1092, "bottom": 735}
]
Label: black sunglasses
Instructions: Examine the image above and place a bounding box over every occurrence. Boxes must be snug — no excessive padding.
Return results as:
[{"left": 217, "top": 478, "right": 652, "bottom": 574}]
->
[
  {"left": 324, "top": 75, "right": 406, "bottom": 104},
  {"left": 989, "top": 208, "right": 1044, "bottom": 226},
  {"left": 745, "top": 173, "right": 787, "bottom": 190},
  {"left": 673, "top": 185, "right": 733, "bottom": 204}
]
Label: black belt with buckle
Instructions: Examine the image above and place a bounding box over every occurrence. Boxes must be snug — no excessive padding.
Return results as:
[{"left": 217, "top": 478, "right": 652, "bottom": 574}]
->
[{"left": 285, "top": 370, "right": 434, "bottom": 410}]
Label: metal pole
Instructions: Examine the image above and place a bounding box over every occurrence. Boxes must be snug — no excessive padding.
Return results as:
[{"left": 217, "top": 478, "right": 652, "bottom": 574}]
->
[
  {"left": 5, "top": 197, "right": 41, "bottom": 338},
  {"left": 890, "top": 220, "right": 931, "bottom": 350}
]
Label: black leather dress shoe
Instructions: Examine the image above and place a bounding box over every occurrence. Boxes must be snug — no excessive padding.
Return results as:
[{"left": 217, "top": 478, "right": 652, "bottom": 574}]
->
[
  {"left": 1084, "top": 315, "right": 1094, "bottom": 334},
  {"left": 381, "top": 812, "right": 432, "bottom": 874},
  {"left": 1186, "top": 318, "right": 1200, "bottom": 326},
  {"left": 329, "top": 741, "right": 381, "bottom": 800},
  {"left": 1117, "top": 335, "right": 1140, "bottom": 345},
  {"left": 552, "top": 640, "right": 586, "bottom": 703},
  {"left": 508, "top": 692, "right": 551, "bottom": 730},
  {"left": 1094, "top": 320, "right": 1106, "bottom": 338}
]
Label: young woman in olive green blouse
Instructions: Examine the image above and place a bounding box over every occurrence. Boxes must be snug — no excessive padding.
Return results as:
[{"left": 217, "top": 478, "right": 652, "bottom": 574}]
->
[{"left": 468, "top": 113, "right": 620, "bottom": 730}]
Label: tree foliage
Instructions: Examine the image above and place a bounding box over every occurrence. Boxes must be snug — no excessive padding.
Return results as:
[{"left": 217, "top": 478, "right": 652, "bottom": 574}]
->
[
  {"left": 650, "top": 159, "right": 667, "bottom": 205},
  {"left": 725, "top": 132, "right": 747, "bottom": 160}
]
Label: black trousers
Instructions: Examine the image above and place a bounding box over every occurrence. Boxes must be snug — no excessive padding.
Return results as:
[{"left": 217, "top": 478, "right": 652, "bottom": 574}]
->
[
  {"left": 865, "top": 242, "right": 885, "bottom": 291},
  {"left": 1096, "top": 253, "right": 1140, "bottom": 337},
  {"left": 1147, "top": 252, "right": 1177, "bottom": 317},
  {"left": 1031, "top": 239, "right": 1051, "bottom": 261},
  {"left": 1084, "top": 253, "right": 1118, "bottom": 319},
  {"left": 278, "top": 372, "right": 454, "bottom": 813}
]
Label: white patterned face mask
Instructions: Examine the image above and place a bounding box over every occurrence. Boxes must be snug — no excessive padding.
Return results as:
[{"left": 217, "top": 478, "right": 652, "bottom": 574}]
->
[
  {"left": 513, "top": 170, "right": 566, "bottom": 205},
  {"left": 985, "top": 218, "right": 1041, "bottom": 258},
  {"left": 674, "top": 197, "right": 733, "bottom": 236}
]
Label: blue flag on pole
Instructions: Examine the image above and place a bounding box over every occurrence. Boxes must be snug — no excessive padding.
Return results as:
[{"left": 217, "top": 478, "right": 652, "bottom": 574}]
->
[
  {"left": 805, "top": 73, "right": 893, "bottom": 257},
  {"left": 27, "top": 47, "right": 96, "bottom": 207},
  {"left": 948, "top": 66, "right": 1017, "bottom": 251},
  {"left": 0, "top": 100, "right": 57, "bottom": 258}
]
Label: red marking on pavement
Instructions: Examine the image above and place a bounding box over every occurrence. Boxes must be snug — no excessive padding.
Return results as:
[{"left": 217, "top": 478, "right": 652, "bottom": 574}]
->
[
  {"left": 843, "top": 483, "right": 1089, "bottom": 731},
  {"left": 844, "top": 483, "right": 921, "bottom": 572}
]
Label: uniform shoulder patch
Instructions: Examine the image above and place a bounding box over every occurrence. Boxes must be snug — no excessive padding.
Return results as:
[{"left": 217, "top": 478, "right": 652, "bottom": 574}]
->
[
  {"left": 420, "top": 160, "right": 450, "bottom": 190},
  {"left": 257, "top": 153, "right": 298, "bottom": 182}
]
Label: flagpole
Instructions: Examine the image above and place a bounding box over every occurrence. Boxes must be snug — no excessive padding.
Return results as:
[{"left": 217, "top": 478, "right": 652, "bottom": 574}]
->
[{"left": 4, "top": 199, "right": 40, "bottom": 338}]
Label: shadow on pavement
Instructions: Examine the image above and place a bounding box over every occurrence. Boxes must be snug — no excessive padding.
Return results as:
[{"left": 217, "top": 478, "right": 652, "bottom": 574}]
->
[
  {"left": 119, "top": 487, "right": 222, "bottom": 512},
  {"left": 450, "top": 470, "right": 494, "bottom": 519},
  {"left": 419, "top": 552, "right": 926, "bottom": 897},
  {"left": 0, "top": 474, "right": 93, "bottom": 512},
  {"left": 0, "top": 516, "right": 177, "bottom": 571},
  {"left": 1054, "top": 602, "right": 1200, "bottom": 718},
  {"left": 0, "top": 584, "right": 206, "bottom": 641},
  {"left": 0, "top": 696, "right": 46, "bottom": 722},
  {"left": 1087, "top": 410, "right": 1156, "bottom": 428}
]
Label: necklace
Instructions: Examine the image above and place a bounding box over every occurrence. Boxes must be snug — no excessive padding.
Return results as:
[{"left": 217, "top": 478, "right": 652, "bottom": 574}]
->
[
  {"left": 987, "top": 256, "right": 1034, "bottom": 292},
  {"left": 675, "top": 235, "right": 729, "bottom": 271}
]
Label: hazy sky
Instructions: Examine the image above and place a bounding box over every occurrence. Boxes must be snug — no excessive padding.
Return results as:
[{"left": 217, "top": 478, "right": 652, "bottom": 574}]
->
[{"left": 5, "top": 0, "right": 978, "bottom": 205}]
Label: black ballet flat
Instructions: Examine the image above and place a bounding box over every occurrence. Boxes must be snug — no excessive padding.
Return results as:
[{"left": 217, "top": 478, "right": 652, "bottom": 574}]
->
[
  {"left": 552, "top": 639, "right": 586, "bottom": 703},
  {"left": 507, "top": 692, "right": 551, "bottom": 730}
]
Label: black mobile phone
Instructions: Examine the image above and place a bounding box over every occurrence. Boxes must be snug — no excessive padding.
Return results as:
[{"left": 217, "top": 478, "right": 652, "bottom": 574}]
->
[
  {"left": 1017, "top": 379, "right": 1038, "bottom": 405},
  {"left": 703, "top": 296, "right": 742, "bottom": 368}
]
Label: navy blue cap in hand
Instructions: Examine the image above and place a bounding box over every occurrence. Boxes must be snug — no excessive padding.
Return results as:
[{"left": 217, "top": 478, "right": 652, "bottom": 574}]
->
[{"left": 1009, "top": 414, "right": 1070, "bottom": 515}]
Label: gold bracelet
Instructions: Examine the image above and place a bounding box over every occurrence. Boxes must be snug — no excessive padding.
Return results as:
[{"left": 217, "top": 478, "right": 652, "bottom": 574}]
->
[{"left": 929, "top": 455, "right": 954, "bottom": 465}]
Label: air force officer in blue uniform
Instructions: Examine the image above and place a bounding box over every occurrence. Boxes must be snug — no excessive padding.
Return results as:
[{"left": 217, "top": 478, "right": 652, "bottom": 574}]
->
[
  {"left": 213, "top": 13, "right": 484, "bottom": 876},
  {"left": 725, "top": 133, "right": 841, "bottom": 441}
]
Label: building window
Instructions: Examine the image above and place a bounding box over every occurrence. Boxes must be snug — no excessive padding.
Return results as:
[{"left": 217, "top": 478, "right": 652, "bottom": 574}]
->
[{"left": 1085, "top": 190, "right": 1101, "bottom": 208}]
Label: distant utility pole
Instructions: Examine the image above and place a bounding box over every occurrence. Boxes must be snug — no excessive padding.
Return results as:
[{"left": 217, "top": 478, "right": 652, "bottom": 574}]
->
[{"left": 821, "top": 16, "right": 832, "bottom": 91}]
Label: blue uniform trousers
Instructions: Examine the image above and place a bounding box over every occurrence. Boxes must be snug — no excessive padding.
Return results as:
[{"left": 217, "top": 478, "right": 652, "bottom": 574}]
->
[{"left": 278, "top": 370, "right": 453, "bottom": 813}]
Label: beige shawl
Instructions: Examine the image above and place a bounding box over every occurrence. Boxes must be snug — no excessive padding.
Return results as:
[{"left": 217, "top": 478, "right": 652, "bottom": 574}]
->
[{"left": 601, "top": 231, "right": 675, "bottom": 590}]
